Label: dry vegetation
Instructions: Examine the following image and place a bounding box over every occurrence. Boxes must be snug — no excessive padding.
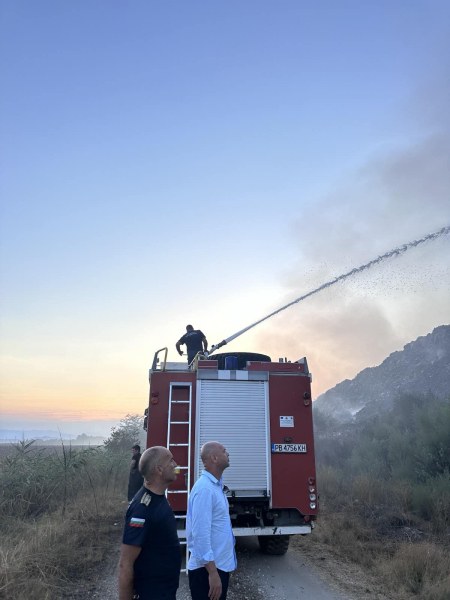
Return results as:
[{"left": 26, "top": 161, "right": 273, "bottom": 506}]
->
[
  {"left": 0, "top": 416, "right": 142, "bottom": 599},
  {"left": 310, "top": 394, "right": 450, "bottom": 599},
  {"left": 1, "top": 403, "right": 449, "bottom": 599}
]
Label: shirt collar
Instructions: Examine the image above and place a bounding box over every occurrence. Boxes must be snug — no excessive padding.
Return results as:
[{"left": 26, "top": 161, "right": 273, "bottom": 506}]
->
[{"left": 201, "top": 469, "right": 223, "bottom": 486}]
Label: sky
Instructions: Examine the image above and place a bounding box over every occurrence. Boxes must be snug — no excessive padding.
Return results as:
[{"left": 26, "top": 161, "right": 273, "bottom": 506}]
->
[{"left": 1, "top": 1, "right": 449, "bottom": 437}]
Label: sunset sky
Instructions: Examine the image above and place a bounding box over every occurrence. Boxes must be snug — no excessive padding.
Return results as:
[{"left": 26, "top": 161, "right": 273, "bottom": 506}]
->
[{"left": 1, "top": 1, "right": 449, "bottom": 437}]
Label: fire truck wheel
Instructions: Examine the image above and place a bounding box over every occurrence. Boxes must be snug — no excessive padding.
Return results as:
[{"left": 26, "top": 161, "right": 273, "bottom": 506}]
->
[{"left": 258, "top": 535, "right": 290, "bottom": 555}]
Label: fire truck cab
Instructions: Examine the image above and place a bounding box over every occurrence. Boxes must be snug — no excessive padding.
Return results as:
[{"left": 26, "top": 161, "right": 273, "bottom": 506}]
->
[{"left": 144, "top": 349, "right": 318, "bottom": 556}]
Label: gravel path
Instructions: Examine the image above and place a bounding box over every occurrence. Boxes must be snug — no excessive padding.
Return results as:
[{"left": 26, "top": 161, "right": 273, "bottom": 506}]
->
[{"left": 78, "top": 536, "right": 350, "bottom": 600}]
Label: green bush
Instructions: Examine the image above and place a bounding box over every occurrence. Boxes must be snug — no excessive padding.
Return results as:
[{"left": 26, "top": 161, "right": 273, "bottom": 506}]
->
[
  {"left": 0, "top": 441, "right": 119, "bottom": 518},
  {"left": 0, "top": 416, "right": 143, "bottom": 521},
  {"left": 103, "top": 414, "right": 144, "bottom": 452}
]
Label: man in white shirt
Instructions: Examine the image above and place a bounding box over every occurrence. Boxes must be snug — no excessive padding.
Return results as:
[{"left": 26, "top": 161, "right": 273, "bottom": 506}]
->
[{"left": 186, "top": 441, "right": 237, "bottom": 600}]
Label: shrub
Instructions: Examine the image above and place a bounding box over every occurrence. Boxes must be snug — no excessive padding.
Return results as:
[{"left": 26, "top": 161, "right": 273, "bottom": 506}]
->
[
  {"left": 316, "top": 466, "right": 346, "bottom": 508},
  {"left": 411, "top": 472, "right": 450, "bottom": 532},
  {"left": 0, "top": 441, "right": 110, "bottom": 518},
  {"left": 380, "top": 541, "right": 450, "bottom": 597},
  {"left": 103, "top": 414, "right": 144, "bottom": 452}
]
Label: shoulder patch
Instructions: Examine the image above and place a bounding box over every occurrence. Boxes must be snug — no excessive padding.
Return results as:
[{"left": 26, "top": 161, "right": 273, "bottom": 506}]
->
[
  {"left": 141, "top": 492, "right": 152, "bottom": 506},
  {"left": 129, "top": 517, "right": 145, "bottom": 528}
]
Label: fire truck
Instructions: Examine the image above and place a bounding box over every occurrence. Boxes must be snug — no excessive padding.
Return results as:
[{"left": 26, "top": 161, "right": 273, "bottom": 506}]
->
[{"left": 144, "top": 349, "right": 318, "bottom": 556}]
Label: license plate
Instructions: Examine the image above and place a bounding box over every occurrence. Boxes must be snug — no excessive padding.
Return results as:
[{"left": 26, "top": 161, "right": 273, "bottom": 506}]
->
[{"left": 272, "top": 443, "right": 307, "bottom": 453}]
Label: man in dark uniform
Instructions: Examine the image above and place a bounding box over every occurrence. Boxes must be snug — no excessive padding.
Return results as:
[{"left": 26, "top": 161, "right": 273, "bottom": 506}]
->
[
  {"left": 128, "top": 444, "right": 144, "bottom": 501},
  {"left": 118, "top": 446, "right": 181, "bottom": 600},
  {"left": 176, "top": 324, "right": 208, "bottom": 365}
]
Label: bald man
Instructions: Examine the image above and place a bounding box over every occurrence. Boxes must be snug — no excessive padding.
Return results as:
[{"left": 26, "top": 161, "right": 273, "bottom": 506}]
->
[
  {"left": 186, "top": 441, "right": 236, "bottom": 600},
  {"left": 119, "top": 446, "right": 181, "bottom": 600}
]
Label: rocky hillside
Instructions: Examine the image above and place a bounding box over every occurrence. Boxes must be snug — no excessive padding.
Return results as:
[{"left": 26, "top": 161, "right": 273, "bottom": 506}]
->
[{"left": 313, "top": 324, "right": 450, "bottom": 424}]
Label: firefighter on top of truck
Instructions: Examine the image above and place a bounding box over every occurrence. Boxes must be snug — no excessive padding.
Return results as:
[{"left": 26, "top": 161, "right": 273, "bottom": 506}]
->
[{"left": 176, "top": 325, "right": 208, "bottom": 365}]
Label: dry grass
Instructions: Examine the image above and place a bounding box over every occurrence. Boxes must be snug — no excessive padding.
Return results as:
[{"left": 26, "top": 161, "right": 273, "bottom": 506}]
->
[
  {"left": 0, "top": 434, "right": 139, "bottom": 599},
  {"left": 379, "top": 542, "right": 450, "bottom": 599},
  {"left": 302, "top": 473, "right": 450, "bottom": 600},
  {"left": 0, "top": 493, "right": 124, "bottom": 600},
  {"left": 0, "top": 443, "right": 128, "bottom": 600},
  {"left": 295, "top": 510, "right": 450, "bottom": 600}
]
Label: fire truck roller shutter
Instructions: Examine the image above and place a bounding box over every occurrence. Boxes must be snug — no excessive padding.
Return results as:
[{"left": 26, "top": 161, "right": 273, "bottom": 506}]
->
[{"left": 196, "top": 379, "right": 270, "bottom": 497}]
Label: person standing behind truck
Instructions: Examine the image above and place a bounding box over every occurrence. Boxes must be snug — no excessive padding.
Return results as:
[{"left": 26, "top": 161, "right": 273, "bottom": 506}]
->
[
  {"left": 127, "top": 444, "right": 144, "bottom": 501},
  {"left": 186, "top": 441, "right": 237, "bottom": 600},
  {"left": 176, "top": 325, "right": 208, "bottom": 365},
  {"left": 119, "top": 446, "right": 181, "bottom": 600}
]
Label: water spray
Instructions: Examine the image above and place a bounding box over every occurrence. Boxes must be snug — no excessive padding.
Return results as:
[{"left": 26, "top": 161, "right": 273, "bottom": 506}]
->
[{"left": 209, "top": 225, "right": 450, "bottom": 353}]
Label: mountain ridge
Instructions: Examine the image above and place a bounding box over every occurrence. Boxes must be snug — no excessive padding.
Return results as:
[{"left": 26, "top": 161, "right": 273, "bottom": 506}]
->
[{"left": 314, "top": 324, "right": 450, "bottom": 423}]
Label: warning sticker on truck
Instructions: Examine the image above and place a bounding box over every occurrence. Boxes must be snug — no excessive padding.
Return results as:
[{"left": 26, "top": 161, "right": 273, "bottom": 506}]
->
[{"left": 271, "top": 443, "right": 307, "bottom": 453}]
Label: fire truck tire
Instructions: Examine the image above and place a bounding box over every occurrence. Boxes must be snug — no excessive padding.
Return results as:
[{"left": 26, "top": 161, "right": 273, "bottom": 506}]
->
[{"left": 258, "top": 535, "right": 290, "bottom": 555}]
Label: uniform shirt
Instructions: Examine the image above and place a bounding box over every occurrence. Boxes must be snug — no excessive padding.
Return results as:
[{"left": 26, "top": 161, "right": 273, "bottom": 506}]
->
[
  {"left": 177, "top": 330, "right": 205, "bottom": 360},
  {"left": 123, "top": 488, "right": 181, "bottom": 596},
  {"left": 187, "top": 470, "right": 237, "bottom": 572}
]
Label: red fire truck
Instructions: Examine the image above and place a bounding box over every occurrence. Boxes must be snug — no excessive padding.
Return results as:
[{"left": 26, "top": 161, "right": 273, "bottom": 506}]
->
[{"left": 144, "top": 349, "right": 318, "bottom": 556}]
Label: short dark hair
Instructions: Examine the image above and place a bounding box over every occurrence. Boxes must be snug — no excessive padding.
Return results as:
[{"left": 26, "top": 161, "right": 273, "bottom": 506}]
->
[
  {"left": 132, "top": 444, "right": 141, "bottom": 451},
  {"left": 186, "top": 324, "right": 193, "bottom": 331}
]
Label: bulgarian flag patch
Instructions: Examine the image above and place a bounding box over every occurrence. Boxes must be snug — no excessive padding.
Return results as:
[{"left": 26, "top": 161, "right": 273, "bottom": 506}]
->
[{"left": 129, "top": 517, "right": 145, "bottom": 528}]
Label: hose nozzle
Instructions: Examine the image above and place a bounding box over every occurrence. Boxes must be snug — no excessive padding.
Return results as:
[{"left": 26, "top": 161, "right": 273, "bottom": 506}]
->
[{"left": 209, "top": 339, "right": 227, "bottom": 353}]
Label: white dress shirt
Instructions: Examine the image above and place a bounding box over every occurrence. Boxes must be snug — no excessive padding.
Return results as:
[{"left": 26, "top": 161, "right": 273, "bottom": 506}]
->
[{"left": 187, "top": 470, "right": 237, "bottom": 572}]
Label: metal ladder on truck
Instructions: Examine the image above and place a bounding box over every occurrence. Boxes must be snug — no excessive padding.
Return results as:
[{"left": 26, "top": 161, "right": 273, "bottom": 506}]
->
[{"left": 166, "top": 382, "right": 192, "bottom": 574}]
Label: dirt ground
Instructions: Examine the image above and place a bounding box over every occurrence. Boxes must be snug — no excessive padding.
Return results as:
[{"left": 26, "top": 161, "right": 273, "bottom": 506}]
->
[
  {"left": 291, "top": 535, "right": 394, "bottom": 600},
  {"left": 62, "top": 527, "right": 394, "bottom": 600}
]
